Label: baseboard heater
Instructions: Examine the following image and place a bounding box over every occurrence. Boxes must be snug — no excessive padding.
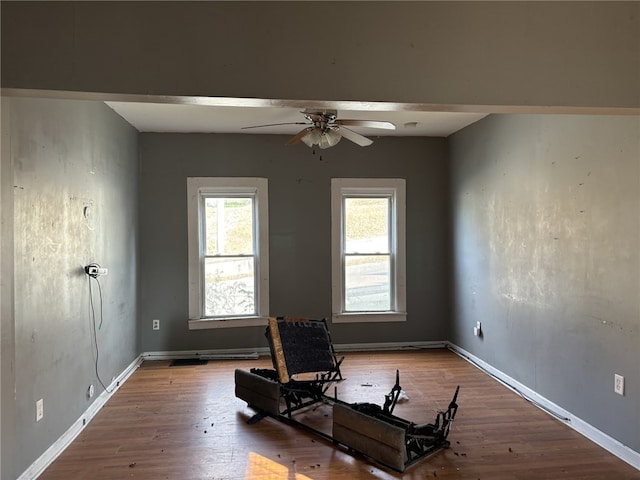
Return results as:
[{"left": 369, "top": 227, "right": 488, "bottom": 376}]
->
[{"left": 235, "top": 317, "right": 460, "bottom": 473}]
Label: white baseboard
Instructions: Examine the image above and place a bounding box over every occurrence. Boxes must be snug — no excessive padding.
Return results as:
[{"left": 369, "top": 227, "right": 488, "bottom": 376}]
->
[
  {"left": 334, "top": 340, "right": 447, "bottom": 352},
  {"left": 18, "top": 355, "right": 143, "bottom": 480},
  {"left": 141, "top": 341, "right": 447, "bottom": 361},
  {"left": 448, "top": 343, "right": 640, "bottom": 471},
  {"left": 142, "top": 348, "right": 268, "bottom": 360}
]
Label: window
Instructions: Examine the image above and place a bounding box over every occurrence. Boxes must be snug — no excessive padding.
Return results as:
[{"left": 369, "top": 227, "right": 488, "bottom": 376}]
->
[
  {"left": 187, "top": 178, "right": 269, "bottom": 329},
  {"left": 331, "top": 179, "right": 406, "bottom": 323}
]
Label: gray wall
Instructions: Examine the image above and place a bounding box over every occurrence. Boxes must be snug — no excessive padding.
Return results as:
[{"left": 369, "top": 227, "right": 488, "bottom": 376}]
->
[
  {"left": 1, "top": 97, "right": 139, "bottom": 479},
  {"left": 2, "top": 2, "right": 638, "bottom": 109},
  {"left": 449, "top": 114, "right": 640, "bottom": 452},
  {"left": 139, "top": 134, "right": 450, "bottom": 352},
  {"left": 2, "top": 1, "right": 640, "bottom": 477}
]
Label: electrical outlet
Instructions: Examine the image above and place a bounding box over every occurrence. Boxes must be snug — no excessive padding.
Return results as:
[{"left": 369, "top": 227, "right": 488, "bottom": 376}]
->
[
  {"left": 36, "top": 398, "right": 44, "bottom": 422},
  {"left": 474, "top": 321, "right": 482, "bottom": 337},
  {"left": 152, "top": 319, "right": 160, "bottom": 330},
  {"left": 614, "top": 374, "right": 624, "bottom": 396},
  {"left": 88, "top": 384, "right": 95, "bottom": 399}
]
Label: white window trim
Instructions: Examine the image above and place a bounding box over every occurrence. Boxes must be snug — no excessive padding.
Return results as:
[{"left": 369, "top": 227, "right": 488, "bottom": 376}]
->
[
  {"left": 331, "top": 178, "right": 407, "bottom": 324},
  {"left": 187, "top": 177, "right": 269, "bottom": 329}
]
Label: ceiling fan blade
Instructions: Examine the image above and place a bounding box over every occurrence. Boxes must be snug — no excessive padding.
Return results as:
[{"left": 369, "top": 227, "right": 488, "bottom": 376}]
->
[
  {"left": 242, "top": 122, "right": 308, "bottom": 130},
  {"left": 335, "top": 119, "right": 396, "bottom": 130},
  {"left": 287, "top": 127, "right": 313, "bottom": 145},
  {"left": 338, "top": 127, "right": 374, "bottom": 147}
]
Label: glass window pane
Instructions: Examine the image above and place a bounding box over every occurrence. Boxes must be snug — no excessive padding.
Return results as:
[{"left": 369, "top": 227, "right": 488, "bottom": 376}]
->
[
  {"left": 205, "top": 197, "right": 254, "bottom": 255},
  {"left": 204, "top": 257, "right": 255, "bottom": 316},
  {"left": 344, "top": 255, "right": 390, "bottom": 311},
  {"left": 345, "top": 197, "right": 389, "bottom": 254}
]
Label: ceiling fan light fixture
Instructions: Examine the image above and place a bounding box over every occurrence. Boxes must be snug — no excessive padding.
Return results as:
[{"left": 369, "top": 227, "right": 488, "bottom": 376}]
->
[
  {"left": 318, "top": 129, "right": 342, "bottom": 149},
  {"left": 300, "top": 127, "right": 341, "bottom": 149},
  {"left": 301, "top": 128, "right": 322, "bottom": 147}
]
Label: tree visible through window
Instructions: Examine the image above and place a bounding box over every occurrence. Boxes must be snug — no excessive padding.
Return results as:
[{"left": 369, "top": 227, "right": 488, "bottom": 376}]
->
[
  {"left": 187, "top": 178, "right": 269, "bottom": 329},
  {"left": 203, "top": 197, "right": 255, "bottom": 316}
]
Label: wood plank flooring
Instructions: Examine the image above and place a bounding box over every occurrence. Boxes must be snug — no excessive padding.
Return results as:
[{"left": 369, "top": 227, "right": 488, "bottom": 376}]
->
[{"left": 39, "top": 349, "right": 639, "bottom": 480}]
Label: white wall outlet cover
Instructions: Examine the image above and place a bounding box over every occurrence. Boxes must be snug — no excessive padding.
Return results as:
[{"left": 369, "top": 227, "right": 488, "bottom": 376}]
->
[
  {"left": 36, "top": 398, "right": 44, "bottom": 422},
  {"left": 88, "top": 384, "right": 95, "bottom": 398},
  {"left": 614, "top": 374, "right": 625, "bottom": 396}
]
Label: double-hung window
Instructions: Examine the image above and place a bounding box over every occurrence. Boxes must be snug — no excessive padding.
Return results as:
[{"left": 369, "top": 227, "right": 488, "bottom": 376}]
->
[
  {"left": 331, "top": 178, "right": 406, "bottom": 323},
  {"left": 187, "top": 178, "right": 269, "bottom": 329}
]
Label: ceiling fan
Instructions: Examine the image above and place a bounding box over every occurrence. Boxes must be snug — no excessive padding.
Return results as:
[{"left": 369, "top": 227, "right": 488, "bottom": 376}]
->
[{"left": 243, "top": 110, "right": 396, "bottom": 149}]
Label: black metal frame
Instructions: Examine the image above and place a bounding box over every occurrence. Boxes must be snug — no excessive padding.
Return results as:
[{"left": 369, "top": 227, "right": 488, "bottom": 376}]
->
[{"left": 236, "top": 317, "right": 460, "bottom": 472}]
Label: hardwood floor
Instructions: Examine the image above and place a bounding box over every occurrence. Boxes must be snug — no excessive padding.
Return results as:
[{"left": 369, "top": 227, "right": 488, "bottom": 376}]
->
[{"left": 39, "top": 349, "right": 639, "bottom": 480}]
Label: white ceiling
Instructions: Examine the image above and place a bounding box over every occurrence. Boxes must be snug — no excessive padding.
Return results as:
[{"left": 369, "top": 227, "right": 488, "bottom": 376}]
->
[{"left": 105, "top": 100, "right": 488, "bottom": 140}]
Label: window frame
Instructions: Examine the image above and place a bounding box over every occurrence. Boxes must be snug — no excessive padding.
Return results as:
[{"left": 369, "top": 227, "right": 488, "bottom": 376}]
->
[
  {"left": 187, "top": 177, "right": 269, "bottom": 329},
  {"left": 331, "top": 178, "right": 407, "bottom": 323}
]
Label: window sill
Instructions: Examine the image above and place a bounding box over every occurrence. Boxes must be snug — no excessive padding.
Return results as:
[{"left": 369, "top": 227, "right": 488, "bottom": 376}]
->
[
  {"left": 188, "top": 316, "right": 270, "bottom": 330},
  {"left": 331, "top": 312, "right": 407, "bottom": 324}
]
